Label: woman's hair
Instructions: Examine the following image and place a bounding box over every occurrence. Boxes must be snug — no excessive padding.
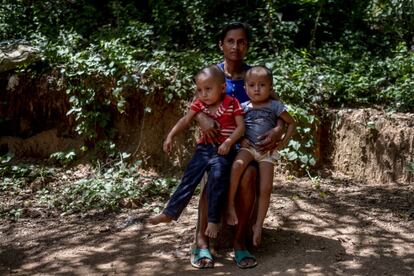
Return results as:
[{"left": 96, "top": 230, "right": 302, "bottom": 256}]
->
[
  {"left": 194, "top": 65, "right": 225, "bottom": 84},
  {"left": 218, "top": 21, "right": 252, "bottom": 43}
]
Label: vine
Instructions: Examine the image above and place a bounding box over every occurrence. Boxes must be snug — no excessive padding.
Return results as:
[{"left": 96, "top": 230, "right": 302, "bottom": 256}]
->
[{"left": 1, "top": 0, "right": 413, "bottom": 169}]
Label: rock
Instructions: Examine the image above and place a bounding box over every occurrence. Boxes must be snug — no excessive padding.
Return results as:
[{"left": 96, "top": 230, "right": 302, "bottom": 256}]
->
[{"left": 0, "top": 40, "right": 40, "bottom": 73}]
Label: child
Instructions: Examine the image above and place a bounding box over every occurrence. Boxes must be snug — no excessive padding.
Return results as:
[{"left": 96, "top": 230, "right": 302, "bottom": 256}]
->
[
  {"left": 226, "top": 65, "right": 296, "bottom": 247},
  {"left": 149, "top": 65, "right": 245, "bottom": 241}
]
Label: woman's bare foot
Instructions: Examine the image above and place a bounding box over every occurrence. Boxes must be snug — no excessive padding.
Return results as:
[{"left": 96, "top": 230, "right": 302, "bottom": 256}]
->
[
  {"left": 205, "top": 222, "right": 219, "bottom": 238},
  {"left": 226, "top": 205, "right": 238, "bottom": 225},
  {"left": 252, "top": 224, "right": 262, "bottom": 247},
  {"left": 147, "top": 213, "right": 172, "bottom": 225}
]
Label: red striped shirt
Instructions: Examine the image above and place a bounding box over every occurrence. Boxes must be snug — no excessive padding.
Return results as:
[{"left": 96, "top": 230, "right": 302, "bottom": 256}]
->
[{"left": 190, "top": 95, "right": 244, "bottom": 144}]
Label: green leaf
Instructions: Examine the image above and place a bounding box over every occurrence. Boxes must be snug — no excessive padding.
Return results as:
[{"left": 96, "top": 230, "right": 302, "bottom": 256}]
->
[
  {"left": 289, "top": 140, "right": 301, "bottom": 151},
  {"left": 287, "top": 151, "right": 298, "bottom": 161}
]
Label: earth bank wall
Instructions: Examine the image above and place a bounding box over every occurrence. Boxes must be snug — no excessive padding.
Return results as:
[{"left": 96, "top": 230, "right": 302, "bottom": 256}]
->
[{"left": 1, "top": 73, "right": 413, "bottom": 183}]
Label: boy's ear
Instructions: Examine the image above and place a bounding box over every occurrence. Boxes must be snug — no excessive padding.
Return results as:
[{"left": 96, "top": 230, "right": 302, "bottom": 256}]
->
[{"left": 221, "top": 83, "right": 226, "bottom": 93}]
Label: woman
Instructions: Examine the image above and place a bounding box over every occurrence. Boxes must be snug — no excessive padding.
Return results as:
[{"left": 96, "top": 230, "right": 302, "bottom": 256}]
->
[{"left": 193, "top": 22, "right": 284, "bottom": 269}]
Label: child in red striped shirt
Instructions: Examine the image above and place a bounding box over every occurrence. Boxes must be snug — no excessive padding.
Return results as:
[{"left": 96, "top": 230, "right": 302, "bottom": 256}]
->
[{"left": 149, "top": 65, "right": 245, "bottom": 241}]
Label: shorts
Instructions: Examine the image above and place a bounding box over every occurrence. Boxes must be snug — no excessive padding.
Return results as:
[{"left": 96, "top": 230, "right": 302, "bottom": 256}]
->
[{"left": 240, "top": 147, "right": 280, "bottom": 165}]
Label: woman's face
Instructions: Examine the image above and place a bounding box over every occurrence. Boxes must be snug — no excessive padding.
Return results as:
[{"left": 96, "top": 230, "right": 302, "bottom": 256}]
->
[{"left": 219, "top": 28, "right": 248, "bottom": 62}]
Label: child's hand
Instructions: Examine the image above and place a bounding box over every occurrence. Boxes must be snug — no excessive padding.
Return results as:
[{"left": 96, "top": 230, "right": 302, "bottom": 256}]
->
[
  {"left": 163, "top": 137, "right": 173, "bottom": 153},
  {"left": 218, "top": 141, "right": 231, "bottom": 155}
]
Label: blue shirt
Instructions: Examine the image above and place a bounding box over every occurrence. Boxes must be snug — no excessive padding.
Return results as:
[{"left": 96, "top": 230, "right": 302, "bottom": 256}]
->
[{"left": 217, "top": 62, "right": 251, "bottom": 104}]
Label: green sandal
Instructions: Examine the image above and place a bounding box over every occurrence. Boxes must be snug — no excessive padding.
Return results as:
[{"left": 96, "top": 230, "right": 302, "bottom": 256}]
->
[
  {"left": 191, "top": 248, "right": 214, "bottom": 269},
  {"left": 234, "top": 250, "right": 258, "bottom": 269}
]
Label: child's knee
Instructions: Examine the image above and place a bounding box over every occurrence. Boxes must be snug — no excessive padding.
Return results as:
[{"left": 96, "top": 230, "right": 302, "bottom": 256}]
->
[{"left": 232, "top": 159, "right": 246, "bottom": 171}]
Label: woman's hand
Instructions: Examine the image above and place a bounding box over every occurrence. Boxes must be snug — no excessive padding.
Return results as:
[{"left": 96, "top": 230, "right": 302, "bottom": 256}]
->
[
  {"left": 240, "top": 138, "right": 252, "bottom": 149},
  {"left": 256, "top": 127, "right": 285, "bottom": 153},
  {"left": 195, "top": 112, "right": 220, "bottom": 142}
]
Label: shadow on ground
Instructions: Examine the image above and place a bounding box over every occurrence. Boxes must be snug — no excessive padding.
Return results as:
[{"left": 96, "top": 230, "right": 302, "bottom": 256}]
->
[{"left": 1, "top": 175, "right": 413, "bottom": 275}]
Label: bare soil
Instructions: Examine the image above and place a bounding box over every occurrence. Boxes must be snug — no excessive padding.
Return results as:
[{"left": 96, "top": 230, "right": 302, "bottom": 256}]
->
[
  {"left": 329, "top": 109, "right": 414, "bottom": 183},
  {"left": 1, "top": 172, "right": 413, "bottom": 276}
]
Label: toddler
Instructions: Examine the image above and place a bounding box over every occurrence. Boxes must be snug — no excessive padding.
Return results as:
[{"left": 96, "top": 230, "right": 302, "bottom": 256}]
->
[
  {"left": 149, "top": 65, "right": 245, "bottom": 240},
  {"left": 226, "top": 65, "right": 296, "bottom": 247}
]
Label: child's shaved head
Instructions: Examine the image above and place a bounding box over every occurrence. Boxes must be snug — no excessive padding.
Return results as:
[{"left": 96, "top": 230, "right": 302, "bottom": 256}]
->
[
  {"left": 195, "top": 65, "right": 225, "bottom": 84},
  {"left": 245, "top": 65, "right": 273, "bottom": 85}
]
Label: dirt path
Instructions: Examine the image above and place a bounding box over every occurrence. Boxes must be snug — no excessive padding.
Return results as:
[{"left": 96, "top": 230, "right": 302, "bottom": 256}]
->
[{"left": 1, "top": 173, "right": 413, "bottom": 275}]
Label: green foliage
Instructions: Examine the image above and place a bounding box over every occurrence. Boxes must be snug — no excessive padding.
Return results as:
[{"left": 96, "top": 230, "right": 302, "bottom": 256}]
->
[
  {"left": 0, "top": 157, "right": 55, "bottom": 220},
  {"left": 0, "top": 175, "right": 25, "bottom": 193},
  {"left": 279, "top": 105, "right": 317, "bottom": 171},
  {"left": 50, "top": 149, "right": 77, "bottom": 166},
  {"left": 407, "top": 162, "right": 414, "bottom": 174},
  {"left": 1, "top": 0, "right": 413, "bottom": 170},
  {"left": 6, "top": 208, "right": 23, "bottom": 221},
  {"left": 0, "top": 157, "right": 54, "bottom": 192},
  {"left": 366, "top": 0, "right": 414, "bottom": 45},
  {"left": 29, "top": 24, "right": 206, "bottom": 150},
  {"left": 0, "top": 155, "right": 179, "bottom": 219},
  {"left": 0, "top": 155, "right": 32, "bottom": 185},
  {"left": 263, "top": 43, "right": 414, "bottom": 112},
  {"left": 47, "top": 156, "right": 178, "bottom": 213}
]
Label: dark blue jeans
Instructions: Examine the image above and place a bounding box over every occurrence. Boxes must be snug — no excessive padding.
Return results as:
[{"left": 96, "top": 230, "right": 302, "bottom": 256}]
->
[{"left": 163, "top": 144, "right": 236, "bottom": 223}]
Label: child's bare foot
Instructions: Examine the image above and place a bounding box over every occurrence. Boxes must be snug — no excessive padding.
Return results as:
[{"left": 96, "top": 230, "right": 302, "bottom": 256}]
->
[
  {"left": 147, "top": 213, "right": 172, "bottom": 225},
  {"left": 205, "top": 223, "right": 219, "bottom": 238},
  {"left": 226, "top": 205, "right": 238, "bottom": 225},
  {"left": 252, "top": 224, "right": 262, "bottom": 247}
]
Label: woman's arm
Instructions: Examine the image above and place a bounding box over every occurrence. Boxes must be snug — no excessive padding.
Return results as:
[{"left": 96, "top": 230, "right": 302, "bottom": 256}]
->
[
  {"left": 274, "top": 111, "right": 296, "bottom": 151},
  {"left": 194, "top": 112, "right": 220, "bottom": 142},
  {"left": 256, "top": 118, "right": 285, "bottom": 153}
]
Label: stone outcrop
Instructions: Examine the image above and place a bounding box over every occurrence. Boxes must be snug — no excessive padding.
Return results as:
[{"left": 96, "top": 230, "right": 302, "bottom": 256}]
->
[{"left": 0, "top": 40, "right": 40, "bottom": 73}]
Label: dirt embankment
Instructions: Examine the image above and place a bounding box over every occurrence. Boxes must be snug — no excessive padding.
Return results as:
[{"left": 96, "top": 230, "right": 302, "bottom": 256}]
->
[
  {"left": 327, "top": 109, "right": 414, "bottom": 183},
  {"left": 0, "top": 72, "right": 194, "bottom": 169},
  {"left": 1, "top": 72, "right": 414, "bottom": 183},
  {"left": 111, "top": 92, "right": 196, "bottom": 173},
  {"left": 0, "top": 72, "right": 76, "bottom": 158}
]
